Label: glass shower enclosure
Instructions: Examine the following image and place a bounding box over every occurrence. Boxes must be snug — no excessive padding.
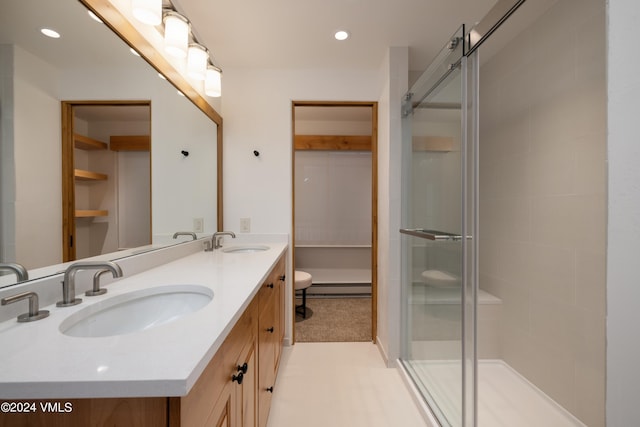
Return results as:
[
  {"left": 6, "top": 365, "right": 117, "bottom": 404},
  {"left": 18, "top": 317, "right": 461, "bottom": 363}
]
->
[
  {"left": 399, "top": 25, "right": 479, "bottom": 427},
  {"left": 399, "top": 1, "right": 606, "bottom": 426}
]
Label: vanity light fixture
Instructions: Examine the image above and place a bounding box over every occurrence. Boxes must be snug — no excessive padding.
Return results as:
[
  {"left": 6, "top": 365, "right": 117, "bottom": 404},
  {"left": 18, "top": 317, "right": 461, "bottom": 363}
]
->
[
  {"left": 187, "top": 43, "right": 208, "bottom": 81},
  {"left": 40, "top": 28, "right": 61, "bottom": 39},
  {"left": 132, "top": 0, "right": 162, "bottom": 26},
  {"left": 205, "top": 65, "right": 222, "bottom": 97},
  {"left": 125, "top": 0, "right": 223, "bottom": 98},
  {"left": 163, "top": 11, "right": 189, "bottom": 59},
  {"left": 334, "top": 30, "right": 350, "bottom": 41}
]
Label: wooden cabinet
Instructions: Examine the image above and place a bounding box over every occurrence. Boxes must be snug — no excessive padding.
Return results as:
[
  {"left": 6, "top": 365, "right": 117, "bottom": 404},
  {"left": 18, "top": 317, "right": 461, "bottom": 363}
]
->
[
  {"left": 0, "top": 252, "right": 287, "bottom": 427},
  {"left": 257, "top": 255, "right": 286, "bottom": 427},
  {"left": 177, "top": 297, "right": 259, "bottom": 427},
  {"left": 178, "top": 252, "right": 286, "bottom": 427}
]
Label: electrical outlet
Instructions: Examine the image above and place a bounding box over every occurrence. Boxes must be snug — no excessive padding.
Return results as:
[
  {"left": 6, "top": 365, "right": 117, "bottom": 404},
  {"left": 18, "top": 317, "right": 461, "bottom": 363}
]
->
[
  {"left": 240, "top": 218, "right": 251, "bottom": 233},
  {"left": 193, "top": 218, "right": 204, "bottom": 233}
]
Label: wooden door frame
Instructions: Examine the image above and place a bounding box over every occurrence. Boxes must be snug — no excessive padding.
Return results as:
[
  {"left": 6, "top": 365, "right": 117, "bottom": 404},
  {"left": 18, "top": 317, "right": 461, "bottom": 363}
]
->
[
  {"left": 291, "top": 100, "right": 378, "bottom": 344},
  {"left": 62, "top": 100, "right": 152, "bottom": 262}
]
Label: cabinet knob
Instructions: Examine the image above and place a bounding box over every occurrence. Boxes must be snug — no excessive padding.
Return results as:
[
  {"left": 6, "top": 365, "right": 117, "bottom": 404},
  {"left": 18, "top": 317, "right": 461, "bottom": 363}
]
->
[
  {"left": 237, "top": 363, "right": 248, "bottom": 374},
  {"left": 266, "top": 327, "right": 274, "bottom": 333},
  {"left": 278, "top": 275, "right": 285, "bottom": 281},
  {"left": 266, "top": 386, "right": 274, "bottom": 393},
  {"left": 266, "top": 283, "right": 274, "bottom": 289},
  {"left": 232, "top": 372, "right": 244, "bottom": 385}
]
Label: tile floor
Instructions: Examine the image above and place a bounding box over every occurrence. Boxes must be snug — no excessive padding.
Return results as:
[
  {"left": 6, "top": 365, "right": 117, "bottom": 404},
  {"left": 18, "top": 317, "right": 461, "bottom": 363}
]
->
[{"left": 266, "top": 342, "right": 427, "bottom": 427}]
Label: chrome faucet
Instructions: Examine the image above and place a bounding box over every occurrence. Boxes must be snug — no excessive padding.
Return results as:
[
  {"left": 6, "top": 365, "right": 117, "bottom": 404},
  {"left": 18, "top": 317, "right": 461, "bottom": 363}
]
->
[
  {"left": 0, "top": 263, "right": 29, "bottom": 282},
  {"left": 1, "top": 291, "right": 49, "bottom": 322},
  {"left": 206, "top": 231, "right": 236, "bottom": 251},
  {"left": 57, "top": 261, "right": 123, "bottom": 307},
  {"left": 173, "top": 231, "right": 197, "bottom": 241}
]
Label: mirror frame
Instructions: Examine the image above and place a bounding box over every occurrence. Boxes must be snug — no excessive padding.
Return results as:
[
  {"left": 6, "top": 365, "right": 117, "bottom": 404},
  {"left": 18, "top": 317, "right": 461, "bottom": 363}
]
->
[{"left": 80, "top": 0, "right": 224, "bottom": 232}]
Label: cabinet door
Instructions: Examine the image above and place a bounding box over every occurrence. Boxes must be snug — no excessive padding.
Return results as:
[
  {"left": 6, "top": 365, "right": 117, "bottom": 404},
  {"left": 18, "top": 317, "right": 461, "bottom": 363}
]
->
[
  {"left": 275, "top": 261, "right": 286, "bottom": 367},
  {"left": 236, "top": 340, "right": 257, "bottom": 427},
  {"left": 258, "top": 297, "right": 277, "bottom": 427},
  {"left": 206, "top": 387, "right": 233, "bottom": 427}
]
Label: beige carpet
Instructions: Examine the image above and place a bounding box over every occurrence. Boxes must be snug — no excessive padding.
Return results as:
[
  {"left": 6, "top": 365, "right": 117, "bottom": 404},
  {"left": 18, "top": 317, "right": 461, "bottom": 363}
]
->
[{"left": 295, "top": 297, "right": 372, "bottom": 342}]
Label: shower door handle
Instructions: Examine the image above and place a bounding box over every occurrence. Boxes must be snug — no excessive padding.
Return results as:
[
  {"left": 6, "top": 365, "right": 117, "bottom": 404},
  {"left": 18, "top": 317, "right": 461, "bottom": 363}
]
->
[{"left": 399, "top": 228, "right": 462, "bottom": 241}]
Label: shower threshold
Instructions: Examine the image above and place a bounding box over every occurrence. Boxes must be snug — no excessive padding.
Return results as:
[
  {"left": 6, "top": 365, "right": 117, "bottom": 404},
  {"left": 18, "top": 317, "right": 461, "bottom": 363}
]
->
[{"left": 407, "top": 358, "right": 586, "bottom": 427}]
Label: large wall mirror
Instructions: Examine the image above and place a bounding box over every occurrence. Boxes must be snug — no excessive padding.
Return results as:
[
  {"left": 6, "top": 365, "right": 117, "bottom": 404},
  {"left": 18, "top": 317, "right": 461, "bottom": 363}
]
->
[{"left": 0, "top": 0, "right": 222, "bottom": 287}]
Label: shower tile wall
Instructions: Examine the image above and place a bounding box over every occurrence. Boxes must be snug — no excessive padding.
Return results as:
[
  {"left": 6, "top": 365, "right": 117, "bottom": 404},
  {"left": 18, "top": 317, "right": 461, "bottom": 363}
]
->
[
  {"left": 478, "top": 0, "right": 605, "bottom": 426},
  {"left": 295, "top": 151, "right": 372, "bottom": 245}
]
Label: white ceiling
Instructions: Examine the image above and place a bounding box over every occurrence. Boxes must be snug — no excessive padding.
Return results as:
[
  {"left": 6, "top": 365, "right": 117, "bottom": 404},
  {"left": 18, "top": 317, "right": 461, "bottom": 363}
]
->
[
  {"left": 175, "top": 0, "right": 498, "bottom": 73},
  {"left": 2, "top": 0, "right": 556, "bottom": 107},
  {"left": 0, "top": 0, "right": 144, "bottom": 70}
]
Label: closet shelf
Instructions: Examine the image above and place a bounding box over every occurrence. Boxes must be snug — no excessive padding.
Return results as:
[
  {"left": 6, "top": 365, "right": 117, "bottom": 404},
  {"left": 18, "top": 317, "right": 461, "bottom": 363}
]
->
[
  {"left": 74, "top": 169, "right": 108, "bottom": 181},
  {"left": 74, "top": 134, "right": 107, "bottom": 150},
  {"left": 110, "top": 135, "right": 150, "bottom": 151},
  {"left": 75, "top": 210, "right": 108, "bottom": 218}
]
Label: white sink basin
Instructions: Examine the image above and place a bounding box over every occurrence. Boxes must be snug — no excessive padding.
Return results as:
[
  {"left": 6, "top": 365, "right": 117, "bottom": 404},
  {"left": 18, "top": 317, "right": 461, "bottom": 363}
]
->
[
  {"left": 222, "top": 245, "right": 270, "bottom": 253},
  {"left": 60, "top": 285, "right": 213, "bottom": 338}
]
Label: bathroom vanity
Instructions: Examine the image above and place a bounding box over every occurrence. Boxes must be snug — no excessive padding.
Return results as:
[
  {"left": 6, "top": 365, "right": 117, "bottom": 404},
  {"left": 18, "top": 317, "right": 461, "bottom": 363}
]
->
[{"left": 0, "top": 238, "right": 287, "bottom": 427}]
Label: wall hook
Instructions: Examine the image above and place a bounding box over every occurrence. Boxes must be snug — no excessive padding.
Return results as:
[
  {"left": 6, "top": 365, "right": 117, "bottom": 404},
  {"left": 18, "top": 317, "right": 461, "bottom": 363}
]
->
[
  {"left": 181, "top": 150, "right": 189, "bottom": 157},
  {"left": 253, "top": 150, "right": 260, "bottom": 157}
]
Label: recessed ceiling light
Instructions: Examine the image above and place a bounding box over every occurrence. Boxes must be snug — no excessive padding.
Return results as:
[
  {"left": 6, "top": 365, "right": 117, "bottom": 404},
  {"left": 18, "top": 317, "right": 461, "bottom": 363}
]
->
[
  {"left": 130, "top": 48, "right": 141, "bottom": 57},
  {"left": 334, "top": 30, "right": 349, "bottom": 41},
  {"left": 177, "top": 90, "right": 185, "bottom": 97},
  {"left": 158, "top": 73, "right": 166, "bottom": 80},
  {"left": 88, "top": 10, "right": 103, "bottom": 23},
  {"left": 40, "top": 28, "right": 61, "bottom": 39}
]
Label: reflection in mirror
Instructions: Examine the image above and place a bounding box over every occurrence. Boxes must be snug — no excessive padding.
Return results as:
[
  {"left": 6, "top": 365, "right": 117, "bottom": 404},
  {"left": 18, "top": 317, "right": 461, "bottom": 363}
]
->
[
  {"left": 0, "top": 0, "right": 219, "bottom": 287},
  {"left": 66, "top": 103, "right": 152, "bottom": 261}
]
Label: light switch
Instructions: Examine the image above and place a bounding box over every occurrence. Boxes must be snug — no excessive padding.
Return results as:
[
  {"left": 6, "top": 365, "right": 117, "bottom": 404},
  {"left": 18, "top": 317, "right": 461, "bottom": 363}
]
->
[{"left": 193, "top": 218, "right": 204, "bottom": 233}]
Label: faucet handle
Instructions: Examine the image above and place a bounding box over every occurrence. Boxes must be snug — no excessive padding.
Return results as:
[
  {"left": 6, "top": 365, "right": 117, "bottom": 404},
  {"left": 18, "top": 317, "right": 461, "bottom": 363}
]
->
[
  {"left": 1, "top": 291, "right": 49, "bottom": 322},
  {"left": 86, "top": 270, "right": 110, "bottom": 296},
  {"left": 173, "top": 231, "right": 197, "bottom": 241},
  {"left": 0, "top": 263, "right": 29, "bottom": 282}
]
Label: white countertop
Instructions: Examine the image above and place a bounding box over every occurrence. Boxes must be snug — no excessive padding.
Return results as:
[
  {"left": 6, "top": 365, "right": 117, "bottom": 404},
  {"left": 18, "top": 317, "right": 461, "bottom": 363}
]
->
[{"left": 0, "top": 240, "right": 288, "bottom": 399}]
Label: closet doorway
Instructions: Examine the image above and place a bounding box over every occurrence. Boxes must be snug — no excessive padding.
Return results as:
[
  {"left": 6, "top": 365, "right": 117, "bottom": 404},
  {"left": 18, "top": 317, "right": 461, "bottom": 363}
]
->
[
  {"left": 291, "top": 101, "right": 378, "bottom": 344},
  {"left": 62, "top": 101, "right": 151, "bottom": 261}
]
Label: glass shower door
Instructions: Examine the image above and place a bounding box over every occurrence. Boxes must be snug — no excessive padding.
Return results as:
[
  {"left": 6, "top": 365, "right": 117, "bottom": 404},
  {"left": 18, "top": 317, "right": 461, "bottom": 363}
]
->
[{"left": 400, "top": 26, "right": 469, "bottom": 427}]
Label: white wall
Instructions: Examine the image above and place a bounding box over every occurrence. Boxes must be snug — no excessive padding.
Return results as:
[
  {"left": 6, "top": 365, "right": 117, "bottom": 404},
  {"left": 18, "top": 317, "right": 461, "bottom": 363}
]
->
[
  {"left": 13, "top": 47, "right": 62, "bottom": 269},
  {"left": 0, "top": 45, "right": 16, "bottom": 263},
  {"left": 478, "top": 0, "right": 606, "bottom": 424},
  {"left": 222, "top": 67, "right": 380, "bottom": 233},
  {"left": 295, "top": 151, "right": 371, "bottom": 245},
  {"left": 221, "top": 65, "right": 401, "bottom": 350},
  {"left": 377, "top": 47, "right": 409, "bottom": 365},
  {"left": 607, "top": 0, "right": 640, "bottom": 425}
]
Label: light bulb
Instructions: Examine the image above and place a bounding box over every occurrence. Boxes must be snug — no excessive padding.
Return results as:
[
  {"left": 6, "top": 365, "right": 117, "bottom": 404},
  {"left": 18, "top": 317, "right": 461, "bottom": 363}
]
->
[
  {"left": 334, "top": 30, "right": 349, "bottom": 41},
  {"left": 132, "top": 0, "right": 162, "bottom": 26},
  {"left": 187, "top": 44, "right": 208, "bottom": 81},
  {"left": 205, "top": 66, "right": 222, "bottom": 97},
  {"left": 163, "top": 12, "right": 189, "bottom": 59}
]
